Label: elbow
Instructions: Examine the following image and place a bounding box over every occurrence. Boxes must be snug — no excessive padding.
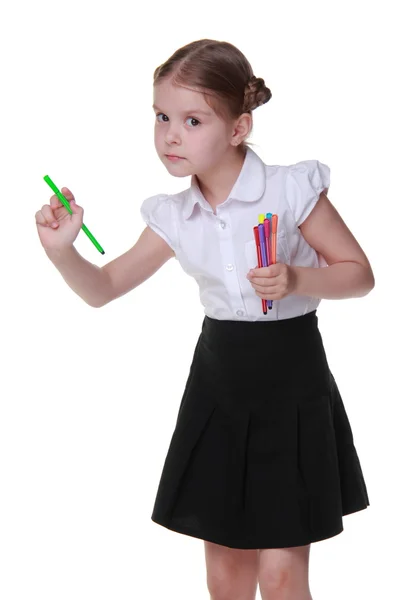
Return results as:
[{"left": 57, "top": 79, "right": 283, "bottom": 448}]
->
[
  {"left": 367, "top": 266, "right": 375, "bottom": 291},
  {"left": 362, "top": 266, "right": 375, "bottom": 297},
  {"left": 87, "top": 298, "right": 107, "bottom": 308},
  {"left": 369, "top": 272, "right": 375, "bottom": 291},
  {"left": 88, "top": 290, "right": 113, "bottom": 308}
]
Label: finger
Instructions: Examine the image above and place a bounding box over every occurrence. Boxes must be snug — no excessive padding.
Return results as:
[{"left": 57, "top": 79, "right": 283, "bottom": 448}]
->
[
  {"left": 35, "top": 210, "right": 48, "bottom": 226},
  {"left": 40, "top": 205, "right": 59, "bottom": 227},
  {"left": 251, "top": 278, "right": 277, "bottom": 289},
  {"left": 50, "top": 194, "right": 63, "bottom": 209},
  {"left": 50, "top": 187, "right": 74, "bottom": 208},
  {"left": 61, "top": 187, "right": 75, "bottom": 203},
  {"left": 248, "top": 269, "right": 274, "bottom": 280},
  {"left": 255, "top": 287, "right": 281, "bottom": 300},
  {"left": 253, "top": 283, "right": 280, "bottom": 294}
]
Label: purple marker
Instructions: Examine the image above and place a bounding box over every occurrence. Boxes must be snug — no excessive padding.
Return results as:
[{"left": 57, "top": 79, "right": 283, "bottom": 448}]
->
[
  {"left": 264, "top": 218, "right": 273, "bottom": 310},
  {"left": 258, "top": 222, "right": 268, "bottom": 268}
]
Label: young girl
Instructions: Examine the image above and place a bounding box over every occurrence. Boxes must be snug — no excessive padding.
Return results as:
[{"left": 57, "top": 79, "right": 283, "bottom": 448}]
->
[{"left": 36, "top": 39, "right": 373, "bottom": 600}]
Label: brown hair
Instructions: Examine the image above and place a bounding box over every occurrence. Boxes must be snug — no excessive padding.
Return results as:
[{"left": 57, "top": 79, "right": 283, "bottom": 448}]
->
[{"left": 153, "top": 39, "right": 272, "bottom": 151}]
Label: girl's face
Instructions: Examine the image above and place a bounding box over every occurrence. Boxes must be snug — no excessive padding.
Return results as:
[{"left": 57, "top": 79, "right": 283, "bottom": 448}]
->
[{"left": 153, "top": 78, "right": 238, "bottom": 178}]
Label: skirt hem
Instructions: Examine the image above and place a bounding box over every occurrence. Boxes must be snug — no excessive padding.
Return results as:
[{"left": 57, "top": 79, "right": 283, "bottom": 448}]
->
[
  {"left": 151, "top": 515, "right": 346, "bottom": 550},
  {"left": 342, "top": 501, "right": 370, "bottom": 517}
]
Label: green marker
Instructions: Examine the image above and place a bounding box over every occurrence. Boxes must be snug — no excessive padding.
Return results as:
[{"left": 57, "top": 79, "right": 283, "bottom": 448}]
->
[{"left": 43, "top": 175, "right": 105, "bottom": 255}]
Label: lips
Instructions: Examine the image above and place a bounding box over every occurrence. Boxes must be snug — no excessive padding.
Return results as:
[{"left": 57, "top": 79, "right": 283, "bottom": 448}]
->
[{"left": 166, "top": 154, "right": 184, "bottom": 159}]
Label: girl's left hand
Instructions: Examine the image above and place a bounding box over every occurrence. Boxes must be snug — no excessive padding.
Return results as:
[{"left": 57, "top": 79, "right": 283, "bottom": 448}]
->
[{"left": 246, "top": 263, "right": 297, "bottom": 301}]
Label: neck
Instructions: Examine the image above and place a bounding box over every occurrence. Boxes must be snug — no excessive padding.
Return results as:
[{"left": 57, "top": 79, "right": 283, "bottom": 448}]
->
[{"left": 195, "top": 147, "right": 247, "bottom": 211}]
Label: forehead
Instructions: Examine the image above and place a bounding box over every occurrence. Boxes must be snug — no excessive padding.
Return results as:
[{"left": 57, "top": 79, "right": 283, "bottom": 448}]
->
[{"left": 153, "top": 79, "right": 215, "bottom": 116}]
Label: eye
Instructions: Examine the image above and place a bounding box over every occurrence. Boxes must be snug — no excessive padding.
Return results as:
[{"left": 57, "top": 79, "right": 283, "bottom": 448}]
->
[
  {"left": 185, "top": 117, "right": 200, "bottom": 127},
  {"left": 155, "top": 113, "right": 200, "bottom": 127},
  {"left": 155, "top": 113, "right": 168, "bottom": 123}
]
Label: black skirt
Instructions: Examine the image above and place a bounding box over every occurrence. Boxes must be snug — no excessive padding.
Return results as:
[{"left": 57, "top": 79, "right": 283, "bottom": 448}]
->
[{"left": 151, "top": 310, "right": 370, "bottom": 549}]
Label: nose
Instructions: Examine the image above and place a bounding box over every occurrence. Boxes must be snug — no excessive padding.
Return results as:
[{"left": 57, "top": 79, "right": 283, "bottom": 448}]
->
[{"left": 164, "top": 123, "right": 182, "bottom": 145}]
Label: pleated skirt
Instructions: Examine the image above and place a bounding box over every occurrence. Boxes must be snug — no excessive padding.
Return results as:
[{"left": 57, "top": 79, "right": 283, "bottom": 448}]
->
[{"left": 151, "top": 310, "right": 370, "bottom": 549}]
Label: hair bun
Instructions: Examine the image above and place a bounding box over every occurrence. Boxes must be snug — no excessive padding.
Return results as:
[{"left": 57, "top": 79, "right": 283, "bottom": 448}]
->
[{"left": 243, "top": 75, "right": 272, "bottom": 113}]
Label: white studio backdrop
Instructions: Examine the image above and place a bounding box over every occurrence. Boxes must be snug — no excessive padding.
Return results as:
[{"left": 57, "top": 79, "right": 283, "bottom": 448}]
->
[{"left": 1, "top": 0, "right": 398, "bottom": 598}]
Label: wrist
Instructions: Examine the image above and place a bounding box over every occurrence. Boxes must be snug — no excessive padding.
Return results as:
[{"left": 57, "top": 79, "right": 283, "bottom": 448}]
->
[
  {"left": 291, "top": 265, "right": 304, "bottom": 296},
  {"left": 45, "top": 245, "right": 74, "bottom": 260}
]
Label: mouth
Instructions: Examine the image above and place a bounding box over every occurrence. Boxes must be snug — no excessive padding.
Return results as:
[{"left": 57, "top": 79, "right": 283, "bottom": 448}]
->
[{"left": 165, "top": 154, "right": 185, "bottom": 159}]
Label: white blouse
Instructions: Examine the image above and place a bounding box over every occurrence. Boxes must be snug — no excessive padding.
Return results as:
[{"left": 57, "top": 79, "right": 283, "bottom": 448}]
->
[{"left": 140, "top": 147, "right": 330, "bottom": 321}]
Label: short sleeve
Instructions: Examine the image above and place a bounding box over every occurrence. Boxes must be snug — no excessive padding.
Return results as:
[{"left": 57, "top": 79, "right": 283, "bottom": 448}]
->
[
  {"left": 140, "top": 194, "right": 178, "bottom": 252},
  {"left": 285, "top": 160, "right": 330, "bottom": 226}
]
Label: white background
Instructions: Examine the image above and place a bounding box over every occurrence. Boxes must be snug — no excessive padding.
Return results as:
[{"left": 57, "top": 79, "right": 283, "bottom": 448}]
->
[{"left": 1, "top": 0, "right": 398, "bottom": 598}]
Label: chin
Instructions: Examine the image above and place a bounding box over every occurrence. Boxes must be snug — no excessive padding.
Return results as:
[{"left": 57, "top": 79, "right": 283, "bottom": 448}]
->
[
  {"left": 163, "top": 161, "right": 192, "bottom": 178},
  {"left": 166, "top": 170, "right": 190, "bottom": 178}
]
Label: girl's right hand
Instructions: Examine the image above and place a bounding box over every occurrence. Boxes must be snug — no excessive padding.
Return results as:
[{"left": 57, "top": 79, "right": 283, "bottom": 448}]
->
[{"left": 35, "top": 187, "right": 84, "bottom": 252}]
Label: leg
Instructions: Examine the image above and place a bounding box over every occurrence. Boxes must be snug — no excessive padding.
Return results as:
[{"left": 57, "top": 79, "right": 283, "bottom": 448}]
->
[
  {"left": 204, "top": 540, "right": 260, "bottom": 600},
  {"left": 258, "top": 544, "right": 312, "bottom": 600}
]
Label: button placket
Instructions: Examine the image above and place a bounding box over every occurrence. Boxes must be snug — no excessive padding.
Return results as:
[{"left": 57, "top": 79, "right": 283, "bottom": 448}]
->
[{"left": 216, "top": 211, "right": 247, "bottom": 318}]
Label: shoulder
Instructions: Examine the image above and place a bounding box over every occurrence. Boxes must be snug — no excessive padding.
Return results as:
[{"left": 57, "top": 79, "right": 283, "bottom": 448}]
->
[
  {"left": 286, "top": 159, "right": 330, "bottom": 186},
  {"left": 140, "top": 192, "right": 172, "bottom": 217},
  {"left": 139, "top": 188, "right": 190, "bottom": 253},
  {"left": 284, "top": 159, "right": 331, "bottom": 227},
  {"left": 140, "top": 189, "right": 186, "bottom": 217},
  {"left": 265, "top": 160, "right": 329, "bottom": 186}
]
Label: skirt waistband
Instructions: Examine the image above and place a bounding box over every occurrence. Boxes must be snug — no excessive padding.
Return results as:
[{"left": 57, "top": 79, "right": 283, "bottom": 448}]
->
[{"left": 202, "top": 310, "right": 318, "bottom": 345}]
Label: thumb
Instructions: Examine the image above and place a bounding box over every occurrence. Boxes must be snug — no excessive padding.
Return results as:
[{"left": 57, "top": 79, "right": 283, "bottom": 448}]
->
[{"left": 70, "top": 198, "right": 81, "bottom": 211}]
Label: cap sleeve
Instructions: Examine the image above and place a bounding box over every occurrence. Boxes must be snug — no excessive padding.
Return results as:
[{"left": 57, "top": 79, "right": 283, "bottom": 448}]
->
[
  {"left": 285, "top": 160, "right": 330, "bottom": 226},
  {"left": 140, "top": 194, "right": 178, "bottom": 252}
]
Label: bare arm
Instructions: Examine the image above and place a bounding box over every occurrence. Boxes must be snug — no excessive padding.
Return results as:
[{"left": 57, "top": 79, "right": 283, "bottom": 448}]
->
[
  {"left": 100, "top": 226, "right": 175, "bottom": 305},
  {"left": 293, "top": 192, "right": 375, "bottom": 299},
  {"left": 46, "top": 226, "right": 174, "bottom": 307}
]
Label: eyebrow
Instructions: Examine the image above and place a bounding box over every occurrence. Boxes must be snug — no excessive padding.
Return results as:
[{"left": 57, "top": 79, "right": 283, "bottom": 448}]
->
[{"left": 152, "top": 104, "right": 213, "bottom": 116}]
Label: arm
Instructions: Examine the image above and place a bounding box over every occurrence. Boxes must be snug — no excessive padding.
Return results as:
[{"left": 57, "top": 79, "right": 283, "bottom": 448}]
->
[
  {"left": 46, "top": 226, "right": 174, "bottom": 307},
  {"left": 101, "top": 226, "right": 175, "bottom": 306},
  {"left": 292, "top": 192, "right": 375, "bottom": 299}
]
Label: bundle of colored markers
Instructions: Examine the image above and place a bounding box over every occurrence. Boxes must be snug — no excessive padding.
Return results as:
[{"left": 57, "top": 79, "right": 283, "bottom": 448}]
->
[{"left": 253, "top": 213, "right": 278, "bottom": 315}]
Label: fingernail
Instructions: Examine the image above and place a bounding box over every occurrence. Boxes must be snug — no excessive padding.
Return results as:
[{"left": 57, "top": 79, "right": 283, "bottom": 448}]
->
[{"left": 51, "top": 222, "right": 58, "bottom": 228}]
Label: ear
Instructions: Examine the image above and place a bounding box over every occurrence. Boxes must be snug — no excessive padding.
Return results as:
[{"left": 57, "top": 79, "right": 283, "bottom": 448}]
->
[{"left": 231, "top": 113, "right": 252, "bottom": 145}]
